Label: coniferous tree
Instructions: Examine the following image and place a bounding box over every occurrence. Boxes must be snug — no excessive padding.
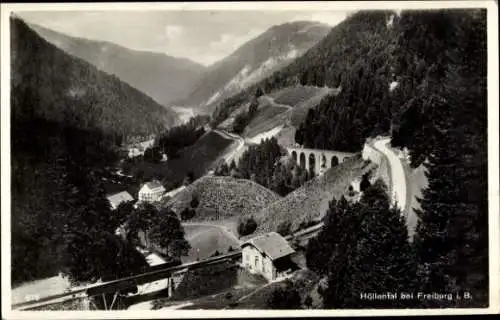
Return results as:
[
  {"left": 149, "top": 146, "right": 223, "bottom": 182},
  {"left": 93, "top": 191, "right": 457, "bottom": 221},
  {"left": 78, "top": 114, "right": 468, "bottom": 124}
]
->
[
  {"left": 341, "top": 180, "right": 416, "bottom": 308},
  {"left": 413, "top": 115, "right": 488, "bottom": 307},
  {"left": 359, "top": 172, "right": 371, "bottom": 192},
  {"left": 190, "top": 195, "right": 200, "bottom": 209},
  {"left": 408, "top": 10, "right": 488, "bottom": 307},
  {"left": 126, "top": 202, "right": 159, "bottom": 246},
  {"left": 149, "top": 210, "right": 191, "bottom": 259},
  {"left": 309, "top": 181, "right": 416, "bottom": 308},
  {"left": 306, "top": 196, "right": 352, "bottom": 275},
  {"left": 229, "top": 159, "right": 237, "bottom": 172},
  {"left": 267, "top": 280, "right": 301, "bottom": 309}
]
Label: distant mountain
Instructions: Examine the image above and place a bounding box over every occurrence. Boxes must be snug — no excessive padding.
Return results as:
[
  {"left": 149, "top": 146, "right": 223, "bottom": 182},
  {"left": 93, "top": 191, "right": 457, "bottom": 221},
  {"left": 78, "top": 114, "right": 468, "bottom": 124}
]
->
[
  {"left": 12, "top": 18, "right": 179, "bottom": 142},
  {"left": 175, "top": 21, "right": 331, "bottom": 113},
  {"left": 29, "top": 23, "right": 206, "bottom": 107},
  {"left": 209, "top": 11, "right": 395, "bottom": 133}
]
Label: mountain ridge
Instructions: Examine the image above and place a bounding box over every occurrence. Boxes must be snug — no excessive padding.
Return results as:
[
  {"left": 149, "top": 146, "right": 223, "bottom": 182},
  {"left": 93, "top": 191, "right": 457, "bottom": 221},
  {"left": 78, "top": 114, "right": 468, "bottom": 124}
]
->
[
  {"left": 174, "top": 20, "right": 331, "bottom": 112},
  {"left": 28, "top": 22, "right": 207, "bottom": 107},
  {"left": 12, "top": 17, "right": 180, "bottom": 142}
]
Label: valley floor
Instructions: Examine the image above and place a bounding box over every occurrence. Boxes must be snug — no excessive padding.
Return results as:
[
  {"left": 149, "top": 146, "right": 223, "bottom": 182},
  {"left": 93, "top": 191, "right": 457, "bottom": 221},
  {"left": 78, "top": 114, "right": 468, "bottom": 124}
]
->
[{"left": 182, "top": 222, "right": 241, "bottom": 263}]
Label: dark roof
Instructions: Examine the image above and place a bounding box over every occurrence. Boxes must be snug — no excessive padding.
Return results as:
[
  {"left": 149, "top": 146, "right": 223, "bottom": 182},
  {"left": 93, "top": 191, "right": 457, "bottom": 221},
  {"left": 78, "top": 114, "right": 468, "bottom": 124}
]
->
[{"left": 241, "top": 232, "right": 295, "bottom": 261}]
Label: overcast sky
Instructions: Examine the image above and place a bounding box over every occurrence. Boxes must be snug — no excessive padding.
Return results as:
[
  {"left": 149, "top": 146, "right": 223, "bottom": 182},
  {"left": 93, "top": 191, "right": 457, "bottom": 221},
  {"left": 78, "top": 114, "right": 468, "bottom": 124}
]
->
[{"left": 17, "top": 10, "right": 349, "bottom": 66}]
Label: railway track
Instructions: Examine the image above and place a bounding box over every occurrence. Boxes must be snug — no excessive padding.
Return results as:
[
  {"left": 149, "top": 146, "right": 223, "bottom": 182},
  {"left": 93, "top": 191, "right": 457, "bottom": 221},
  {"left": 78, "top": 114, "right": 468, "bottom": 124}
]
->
[
  {"left": 12, "top": 251, "right": 242, "bottom": 311},
  {"left": 12, "top": 221, "right": 325, "bottom": 311}
]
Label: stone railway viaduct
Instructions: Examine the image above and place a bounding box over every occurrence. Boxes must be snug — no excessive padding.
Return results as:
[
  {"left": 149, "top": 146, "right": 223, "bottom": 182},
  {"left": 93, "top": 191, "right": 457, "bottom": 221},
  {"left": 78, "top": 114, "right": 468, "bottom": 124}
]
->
[{"left": 286, "top": 147, "right": 356, "bottom": 175}]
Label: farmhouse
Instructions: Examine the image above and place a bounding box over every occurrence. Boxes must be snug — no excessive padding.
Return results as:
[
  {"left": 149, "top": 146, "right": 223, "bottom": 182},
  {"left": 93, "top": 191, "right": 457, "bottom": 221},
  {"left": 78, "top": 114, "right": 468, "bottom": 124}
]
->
[
  {"left": 106, "top": 191, "right": 134, "bottom": 210},
  {"left": 138, "top": 180, "right": 166, "bottom": 203},
  {"left": 241, "top": 232, "right": 295, "bottom": 281},
  {"left": 127, "top": 138, "right": 156, "bottom": 158}
]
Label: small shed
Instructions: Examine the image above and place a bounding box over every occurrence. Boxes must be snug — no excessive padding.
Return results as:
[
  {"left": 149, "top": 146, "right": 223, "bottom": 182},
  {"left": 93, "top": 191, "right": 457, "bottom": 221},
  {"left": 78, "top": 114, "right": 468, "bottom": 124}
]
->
[
  {"left": 241, "top": 232, "right": 296, "bottom": 281},
  {"left": 106, "top": 191, "right": 134, "bottom": 210}
]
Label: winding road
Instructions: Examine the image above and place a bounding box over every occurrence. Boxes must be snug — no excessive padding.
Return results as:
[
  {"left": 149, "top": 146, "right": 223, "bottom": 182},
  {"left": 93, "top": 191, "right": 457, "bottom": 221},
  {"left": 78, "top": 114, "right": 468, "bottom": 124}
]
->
[
  {"left": 372, "top": 138, "right": 407, "bottom": 211},
  {"left": 214, "top": 129, "right": 252, "bottom": 164}
]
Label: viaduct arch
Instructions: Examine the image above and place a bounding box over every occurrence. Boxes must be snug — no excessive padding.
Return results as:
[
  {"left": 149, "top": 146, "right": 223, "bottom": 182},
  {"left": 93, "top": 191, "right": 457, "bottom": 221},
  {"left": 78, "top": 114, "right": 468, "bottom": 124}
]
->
[{"left": 286, "top": 147, "right": 355, "bottom": 175}]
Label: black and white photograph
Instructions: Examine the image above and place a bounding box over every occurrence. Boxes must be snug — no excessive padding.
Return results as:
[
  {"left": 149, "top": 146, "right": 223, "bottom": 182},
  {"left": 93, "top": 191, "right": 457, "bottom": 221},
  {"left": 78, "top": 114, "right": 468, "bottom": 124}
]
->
[{"left": 1, "top": 1, "right": 499, "bottom": 318}]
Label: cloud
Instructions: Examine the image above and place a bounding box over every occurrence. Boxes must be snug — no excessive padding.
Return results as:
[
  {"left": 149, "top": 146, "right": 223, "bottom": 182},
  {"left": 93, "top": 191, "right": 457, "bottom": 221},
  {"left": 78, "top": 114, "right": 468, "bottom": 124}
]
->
[
  {"left": 209, "top": 28, "right": 262, "bottom": 50},
  {"left": 16, "top": 10, "right": 352, "bottom": 66},
  {"left": 164, "top": 25, "right": 184, "bottom": 41},
  {"left": 301, "top": 11, "right": 348, "bottom": 26}
]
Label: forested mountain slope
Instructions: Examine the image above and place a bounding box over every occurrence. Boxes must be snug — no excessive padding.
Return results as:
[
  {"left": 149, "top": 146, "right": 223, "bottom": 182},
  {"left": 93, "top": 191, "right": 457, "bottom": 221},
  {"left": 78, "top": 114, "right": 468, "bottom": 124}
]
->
[
  {"left": 210, "top": 11, "right": 395, "bottom": 137},
  {"left": 211, "top": 9, "right": 488, "bottom": 306},
  {"left": 12, "top": 19, "right": 180, "bottom": 142},
  {"left": 29, "top": 22, "right": 206, "bottom": 107},
  {"left": 11, "top": 17, "right": 158, "bottom": 284}
]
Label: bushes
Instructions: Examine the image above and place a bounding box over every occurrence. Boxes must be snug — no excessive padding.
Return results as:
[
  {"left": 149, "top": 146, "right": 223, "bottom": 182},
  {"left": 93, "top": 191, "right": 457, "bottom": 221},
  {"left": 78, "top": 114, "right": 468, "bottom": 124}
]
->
[
  {"left": 180, "top": 207, "right": 196, "bottom": 221},
  {"left": 180, "top": 195, "right": 199, "bottom": 221},
  {"left": 267, "top": 280, "right": 301, "bottom": 309},
  {"left": 237, "top": 216, "right": 258, "bottom": 237},
  {"left": 156, "top": 116, "right": 207, "bottom": 158},
  {"left": 210, "top": 250, "right": 221, "bottom": 257},
  {"left": 190, "top": 195, "right": 200, "bottom": 209},
  {"left": 348, "top": 185, "right": 356, "bottom": 197},
  {"left": 306, "top": 182, "right": 417, "bottom": 308},
  {"left": 360, "top": 172, "right": 371, "bottom": 192},
  {"left": 304, "top": 295, "right": 313, "bottom": 308},
  {"left": 232, "top": 99, "right": 259, "bottom": 134},
  {"left": 277, "top": 221, "right": 292, "bottom": 236},
  {"left": 232, "top": 112, "right": 250, "bottom": 134}
]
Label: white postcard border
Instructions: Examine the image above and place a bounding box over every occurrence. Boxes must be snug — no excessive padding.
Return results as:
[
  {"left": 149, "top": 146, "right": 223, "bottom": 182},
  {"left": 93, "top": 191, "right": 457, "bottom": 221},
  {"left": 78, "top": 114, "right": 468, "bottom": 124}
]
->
[{"left": 1, "top": 1, "right": 498, "bottom": 318}]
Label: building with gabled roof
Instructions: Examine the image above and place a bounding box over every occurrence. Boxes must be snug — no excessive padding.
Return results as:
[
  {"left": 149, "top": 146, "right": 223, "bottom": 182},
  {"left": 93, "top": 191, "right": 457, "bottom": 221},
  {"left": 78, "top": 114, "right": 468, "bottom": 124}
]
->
[
  {"left": 241, "top": 232, "right": 296, "bottom": 281},
  {"left": 138, "top": 180, "right": 166, "bottom": 203},
  {"left": 106, "top": 191, "right": 134, "bottom": 210}
]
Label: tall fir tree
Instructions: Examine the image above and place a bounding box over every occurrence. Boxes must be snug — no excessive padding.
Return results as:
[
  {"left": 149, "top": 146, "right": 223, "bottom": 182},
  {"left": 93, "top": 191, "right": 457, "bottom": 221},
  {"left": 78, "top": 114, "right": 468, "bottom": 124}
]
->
[
  {"left": 310, "top": 181, "right": 416, "bottom": 308},
  {"left": 412, "top": 10, "right": 488, "bottom": 307}
]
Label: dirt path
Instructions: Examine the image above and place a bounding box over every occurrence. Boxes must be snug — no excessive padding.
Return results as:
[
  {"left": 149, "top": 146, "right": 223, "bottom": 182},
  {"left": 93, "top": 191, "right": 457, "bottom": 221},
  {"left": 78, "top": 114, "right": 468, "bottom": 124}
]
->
[{"left": 213, "top": 129, "right": 247, "bottom": 164}]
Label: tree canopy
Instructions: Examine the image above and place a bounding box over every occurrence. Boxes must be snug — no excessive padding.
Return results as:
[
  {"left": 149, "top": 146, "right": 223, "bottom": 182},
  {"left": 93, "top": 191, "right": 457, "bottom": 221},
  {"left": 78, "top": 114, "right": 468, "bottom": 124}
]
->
[{"left": 307, "top": 180, "right": 416, "bottom": 308}]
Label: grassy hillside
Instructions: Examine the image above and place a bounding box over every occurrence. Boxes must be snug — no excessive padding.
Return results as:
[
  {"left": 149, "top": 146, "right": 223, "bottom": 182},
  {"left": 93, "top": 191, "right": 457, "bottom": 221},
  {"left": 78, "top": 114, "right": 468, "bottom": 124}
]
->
[
  {"left": 168, "top": 131, "right": 235, "bottom": 178},
  {"left": 243, "top": 103, "right": 290, "bottom": 139},
  {"left": 29, "top": 22, "right": 206, "bottom": 106},
  {"left": 218, "top": 85, "right": 336, "bottom": 145},
  {"left": 209, "top": 11, "right": 393, "bottom": 128},
  {"left": 274, "top": 125, "right": 297, "bottom": 147},
  {"left": 270, "top": 85, "right": 335, "bottom": 107},
  {"left": 216, "top": 102, "right": 250, "bottom": 131},
  {"left": 124, "top": 130, "right": 235, "bottom": 189},
  {"left": 218, "top": 85, "right": 338, "bottom": 144},
  {"left": 162, "top": 176, "right": 281, "bottom": 222},
  {"left": 246, "top": 156, "right": 376, "bottom": 236}
]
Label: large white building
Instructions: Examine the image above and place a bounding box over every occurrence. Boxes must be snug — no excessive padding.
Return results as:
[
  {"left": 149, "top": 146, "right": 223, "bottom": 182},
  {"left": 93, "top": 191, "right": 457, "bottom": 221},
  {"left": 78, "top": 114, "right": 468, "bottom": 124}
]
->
[
  {"left": 241, "top": 232, "right": 296, "bottom": 281},
  {"left": 138, "top": 180, "right": 166, "bottom": 203}
]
